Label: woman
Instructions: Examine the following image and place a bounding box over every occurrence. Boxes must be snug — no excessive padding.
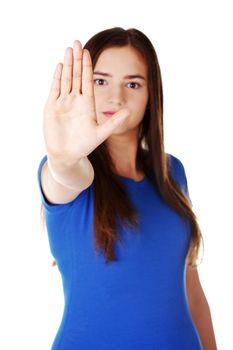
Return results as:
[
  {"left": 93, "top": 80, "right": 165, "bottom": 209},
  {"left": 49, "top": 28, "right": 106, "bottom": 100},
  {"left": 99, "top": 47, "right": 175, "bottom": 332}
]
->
[{"left": 38, "top": 27, "right": 217, "bottom": 349}]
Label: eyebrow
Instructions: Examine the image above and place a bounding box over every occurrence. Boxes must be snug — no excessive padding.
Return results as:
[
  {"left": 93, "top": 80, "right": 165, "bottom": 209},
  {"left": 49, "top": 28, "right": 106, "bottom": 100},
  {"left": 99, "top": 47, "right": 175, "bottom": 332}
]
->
[{"left": 93, "top": 71, "right": 146, "bottom": 80}]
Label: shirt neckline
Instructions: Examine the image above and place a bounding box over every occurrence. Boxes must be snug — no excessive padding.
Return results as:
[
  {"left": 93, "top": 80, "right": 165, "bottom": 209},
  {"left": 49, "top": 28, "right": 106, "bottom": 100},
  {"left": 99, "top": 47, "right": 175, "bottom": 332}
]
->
[{"left": 117, "top": 175, "right": 147, "bottom": 185}]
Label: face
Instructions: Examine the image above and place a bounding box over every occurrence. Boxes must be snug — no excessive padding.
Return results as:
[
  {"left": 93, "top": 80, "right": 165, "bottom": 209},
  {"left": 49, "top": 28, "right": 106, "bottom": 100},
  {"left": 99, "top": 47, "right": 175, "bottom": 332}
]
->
[{"left": 93, "top": 45, "right": 149, "bottom": 136}]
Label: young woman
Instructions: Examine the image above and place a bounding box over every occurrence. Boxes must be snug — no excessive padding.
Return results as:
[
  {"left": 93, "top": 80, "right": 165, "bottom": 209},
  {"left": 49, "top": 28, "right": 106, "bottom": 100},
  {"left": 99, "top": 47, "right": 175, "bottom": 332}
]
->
[{"left": 38, "top": 27, "right": 217, "bottom": 349}]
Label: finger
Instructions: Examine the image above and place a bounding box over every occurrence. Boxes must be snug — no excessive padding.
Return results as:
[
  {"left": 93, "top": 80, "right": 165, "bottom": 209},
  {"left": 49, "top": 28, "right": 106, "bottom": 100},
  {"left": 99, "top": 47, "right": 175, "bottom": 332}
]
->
[
  {"left": 48, "top": 62, "right": 62, "bottom": 101},
  {"left": 96, "top": 109, "right": 130, "bottom": 144},
  {"left": 72, "top": 40, "right": 82, "bottom": 95},
  {"left": 81, "top": 49, "right": 94, "bottom": 97},
  {"left": 60, "top": 47, "right": 73, "bottom": 96}
]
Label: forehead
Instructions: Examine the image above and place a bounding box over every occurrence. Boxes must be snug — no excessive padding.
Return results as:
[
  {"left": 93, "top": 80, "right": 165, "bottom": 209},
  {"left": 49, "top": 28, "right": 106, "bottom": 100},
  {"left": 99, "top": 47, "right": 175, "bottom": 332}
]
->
[{"left": 94, "top": 46, "right": 148, "bottom": 76}]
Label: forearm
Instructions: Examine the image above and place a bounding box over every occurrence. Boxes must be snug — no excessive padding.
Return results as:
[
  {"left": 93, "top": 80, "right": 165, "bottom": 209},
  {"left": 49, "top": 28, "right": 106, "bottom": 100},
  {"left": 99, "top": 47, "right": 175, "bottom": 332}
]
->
[{"left": 190, "top": 301, "right": 217, "bottom": 349}]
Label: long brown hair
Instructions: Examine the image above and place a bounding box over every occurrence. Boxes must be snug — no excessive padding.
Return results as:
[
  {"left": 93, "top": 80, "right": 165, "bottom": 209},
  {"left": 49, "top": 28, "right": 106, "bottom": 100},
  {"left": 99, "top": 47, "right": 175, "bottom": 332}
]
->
[{"left": 40, "top": 27, "right": 203, "bottom": 268}]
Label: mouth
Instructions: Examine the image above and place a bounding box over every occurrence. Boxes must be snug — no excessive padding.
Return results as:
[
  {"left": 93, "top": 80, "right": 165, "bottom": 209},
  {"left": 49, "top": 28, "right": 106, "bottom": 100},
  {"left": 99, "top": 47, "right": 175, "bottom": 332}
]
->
[{"left": 103, "top": 111, "right": 116, "bottom": 118}]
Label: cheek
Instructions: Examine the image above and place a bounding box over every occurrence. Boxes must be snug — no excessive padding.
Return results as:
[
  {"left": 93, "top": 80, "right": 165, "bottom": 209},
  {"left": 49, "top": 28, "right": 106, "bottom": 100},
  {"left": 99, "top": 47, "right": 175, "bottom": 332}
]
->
[{"left": 132, "top": 94, "right": 148, "bottom": 112}]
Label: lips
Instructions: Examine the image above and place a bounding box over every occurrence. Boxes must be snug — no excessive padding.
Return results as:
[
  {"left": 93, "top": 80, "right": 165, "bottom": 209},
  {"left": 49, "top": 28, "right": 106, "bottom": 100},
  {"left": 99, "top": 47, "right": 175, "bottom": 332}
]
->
[{"left": 103, "top": 111, "right": 117, "bottom": 117}]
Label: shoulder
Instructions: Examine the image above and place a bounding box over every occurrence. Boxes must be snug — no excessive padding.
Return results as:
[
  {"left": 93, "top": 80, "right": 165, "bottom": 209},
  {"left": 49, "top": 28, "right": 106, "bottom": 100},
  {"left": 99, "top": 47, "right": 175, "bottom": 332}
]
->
[
  {"left": 166, "top": 153, "right": 186, "bottom": 178},
  {"left": 166, "top": 153, "right": 189, "bottom": 194}
]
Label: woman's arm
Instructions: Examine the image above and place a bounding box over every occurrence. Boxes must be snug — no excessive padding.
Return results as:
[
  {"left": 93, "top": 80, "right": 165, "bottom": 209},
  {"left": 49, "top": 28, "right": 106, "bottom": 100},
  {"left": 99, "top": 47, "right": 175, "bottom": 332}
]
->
[{"left": 186, "top": 265, "right": 218, "bottom": 349}]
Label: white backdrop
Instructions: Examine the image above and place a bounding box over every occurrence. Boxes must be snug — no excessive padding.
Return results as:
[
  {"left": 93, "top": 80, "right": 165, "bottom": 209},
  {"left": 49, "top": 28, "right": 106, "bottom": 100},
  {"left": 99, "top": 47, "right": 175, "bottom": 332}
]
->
[{"left": 0, "top": 0, "right": 232, "bottom": 349}]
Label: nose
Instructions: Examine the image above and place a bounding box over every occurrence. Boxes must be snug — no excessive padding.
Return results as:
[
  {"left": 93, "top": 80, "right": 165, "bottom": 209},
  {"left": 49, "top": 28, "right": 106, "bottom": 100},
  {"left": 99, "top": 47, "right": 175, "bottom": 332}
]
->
[{"left": 108, "top": 85, "right": 125, "bottom": 106}]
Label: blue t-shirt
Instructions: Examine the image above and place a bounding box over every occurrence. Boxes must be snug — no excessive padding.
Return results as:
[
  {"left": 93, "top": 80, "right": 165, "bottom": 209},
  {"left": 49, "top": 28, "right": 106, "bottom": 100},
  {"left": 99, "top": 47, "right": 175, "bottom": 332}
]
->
[{"left": 37, "top": 153, "right": 203, "bottom": 350}]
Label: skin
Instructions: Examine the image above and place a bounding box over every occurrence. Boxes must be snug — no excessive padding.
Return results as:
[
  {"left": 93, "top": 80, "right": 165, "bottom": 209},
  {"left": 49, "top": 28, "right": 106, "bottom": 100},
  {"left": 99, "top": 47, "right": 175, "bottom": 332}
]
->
[
  {"left": 43, "top": 41, "right": 131, "bottom": 169},
  {"left": 186, "top": 266, "right": 217, "bottom": 349},
  {"left": 93, "top": 46, "right": 149, "bottom": 180}
]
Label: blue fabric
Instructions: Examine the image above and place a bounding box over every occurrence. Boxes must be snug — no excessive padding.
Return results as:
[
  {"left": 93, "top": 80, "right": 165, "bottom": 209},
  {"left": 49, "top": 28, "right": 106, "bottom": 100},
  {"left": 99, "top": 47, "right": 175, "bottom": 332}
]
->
[{"left": 37, "top": 153, "right": 203, "bottom": 350}]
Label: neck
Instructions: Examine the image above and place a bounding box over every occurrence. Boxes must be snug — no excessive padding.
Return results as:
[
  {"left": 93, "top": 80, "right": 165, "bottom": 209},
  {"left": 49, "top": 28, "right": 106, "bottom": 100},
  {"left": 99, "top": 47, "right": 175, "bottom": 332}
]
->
[{"left": 105, "top": 130, "right": 143, "bottom": 178}]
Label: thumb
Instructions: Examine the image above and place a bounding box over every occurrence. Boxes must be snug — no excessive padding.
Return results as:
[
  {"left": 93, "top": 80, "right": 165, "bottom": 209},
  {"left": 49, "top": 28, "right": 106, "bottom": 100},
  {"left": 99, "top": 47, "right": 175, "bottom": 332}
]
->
[
  {"left": 97, "top": 108, "right": 130, "bottom": 143},
  {"left": 110, "top": 108, "right": 130, "bottom": 126}
]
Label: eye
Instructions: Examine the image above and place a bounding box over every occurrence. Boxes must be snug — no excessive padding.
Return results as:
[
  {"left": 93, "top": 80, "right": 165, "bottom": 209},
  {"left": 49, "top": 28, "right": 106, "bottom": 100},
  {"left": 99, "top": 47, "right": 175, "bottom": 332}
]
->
[
  {"left": 127, "top": 82, "right": 140, "bottom": 89},
  {"left": 94, "top": 79, "right": 107, "bottom": 86}
]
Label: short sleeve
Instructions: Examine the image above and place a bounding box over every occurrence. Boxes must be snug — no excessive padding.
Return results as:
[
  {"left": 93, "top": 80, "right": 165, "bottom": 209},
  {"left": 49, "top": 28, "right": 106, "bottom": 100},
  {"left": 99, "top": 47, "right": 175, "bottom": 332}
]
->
[
  {"left": 37, "top": 154, "right": 91, "bottom": 214},
  {"left": 168, "top": 154, "right": 193, "bottom": 207}
]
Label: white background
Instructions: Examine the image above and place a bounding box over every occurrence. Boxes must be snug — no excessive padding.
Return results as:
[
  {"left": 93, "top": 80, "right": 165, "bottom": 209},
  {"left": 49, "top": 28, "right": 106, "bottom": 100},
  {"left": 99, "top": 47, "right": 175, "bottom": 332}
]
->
[{"left": 0, "top": 0, "right": 232, "bottom": 349}]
